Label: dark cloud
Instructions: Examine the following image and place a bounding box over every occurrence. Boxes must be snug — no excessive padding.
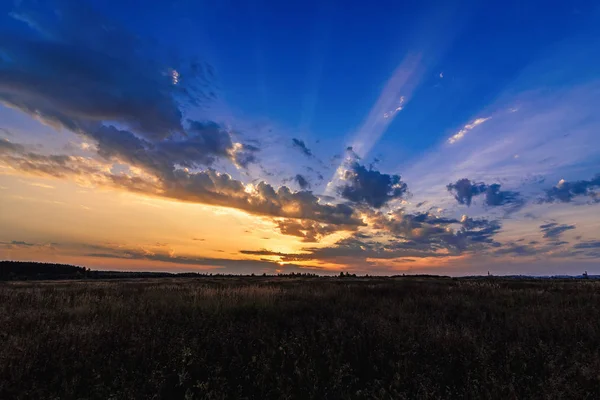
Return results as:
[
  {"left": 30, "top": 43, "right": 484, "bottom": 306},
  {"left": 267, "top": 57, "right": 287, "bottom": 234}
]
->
[
  {"left": 542, "top": 175, "right": 600, "bottom": 203},
  {"left": 447, "top": 179, "right": 523, "bottom": 209},
  {"left": 369, "top": 210, "right": 501, "bottom": 253},
  {"left": 156, "top": 121, "right": 258, "bottom": 169},
  {"left": 0, "top": 0, "right": 215, "bottom": 142},
  {"left": 493, "top": 242, "right": 541, "bottom": 257},
  {"left": 1, "top": 1, "right": 262, "bottom": 176},
  {"left": 293, "top": 174, "right": 310, "bottom": 190},
  {"left": 573, "top": 241, "right": 600, "bottom": 249},
  {"left": 540, "top": 222, "right": 576, "bottom": 239},
  {"left": 485, "top": 184, "right": 523, "bottom": 208},
  {"left": 447, "top": 179, "right": 487, "bottom": 206},
  {"left": 305, "top": 166, "right": 324, "bottom": 181},
  {"left": 370, "top": 209, "right": 459, "bottom": 245},
  {"left": 292, "top": 138, "right": 313, "bottom": 158},
  {"left": 4, "top": 240, "right": 34, "bottom": 247},
  {"left": 337, "top": 161, "right": 408, "bottom": 208},
  {"left": 549, "top": 241, "right": 569, "bottom": 246}
]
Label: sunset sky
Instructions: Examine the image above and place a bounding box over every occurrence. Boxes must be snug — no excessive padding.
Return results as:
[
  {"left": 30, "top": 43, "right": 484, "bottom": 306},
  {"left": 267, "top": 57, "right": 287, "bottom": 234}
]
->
[{"left": 1, "top": 0, "right": 600, "bottom": 275}]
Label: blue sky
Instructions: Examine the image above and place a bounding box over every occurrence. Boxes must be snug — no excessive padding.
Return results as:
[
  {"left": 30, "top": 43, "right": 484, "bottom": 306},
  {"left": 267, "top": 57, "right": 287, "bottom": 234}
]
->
[{"left": 1, "top": 0, "right": 599, "bottom": 275}]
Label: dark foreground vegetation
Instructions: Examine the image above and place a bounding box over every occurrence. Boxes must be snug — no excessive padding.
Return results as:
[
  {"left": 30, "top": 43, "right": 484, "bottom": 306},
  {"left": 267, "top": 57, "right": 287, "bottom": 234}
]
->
[{"left": 2, "top": 276, "right": 600, "bottom": 399}]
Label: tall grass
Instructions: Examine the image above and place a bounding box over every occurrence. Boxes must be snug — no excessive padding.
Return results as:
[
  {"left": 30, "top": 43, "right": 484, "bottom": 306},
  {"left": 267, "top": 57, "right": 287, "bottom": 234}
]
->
[{"left": 1, "top": 277, "right": 599, "bottom": 399}]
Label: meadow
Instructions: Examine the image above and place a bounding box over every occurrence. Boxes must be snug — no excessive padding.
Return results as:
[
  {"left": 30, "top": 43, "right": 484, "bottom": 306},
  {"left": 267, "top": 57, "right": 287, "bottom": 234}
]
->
[{"left": 1, "top": 276, "right": 600, "bottom": 399}]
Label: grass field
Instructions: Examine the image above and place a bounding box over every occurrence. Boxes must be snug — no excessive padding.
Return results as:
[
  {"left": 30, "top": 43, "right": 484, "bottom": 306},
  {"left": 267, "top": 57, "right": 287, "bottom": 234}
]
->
[{"left": 1, "top": 277, "right": 600, "bottom": 399}]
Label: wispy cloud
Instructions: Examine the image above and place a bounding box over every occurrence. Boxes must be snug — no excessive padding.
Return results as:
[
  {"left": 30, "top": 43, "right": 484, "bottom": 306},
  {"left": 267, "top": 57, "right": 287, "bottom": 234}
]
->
[
  {"left": 447, "top": 117, "right": 491, "bottom": 144},
  {"left": 29, "top": 182, "right": 55, "bottom": 189}
]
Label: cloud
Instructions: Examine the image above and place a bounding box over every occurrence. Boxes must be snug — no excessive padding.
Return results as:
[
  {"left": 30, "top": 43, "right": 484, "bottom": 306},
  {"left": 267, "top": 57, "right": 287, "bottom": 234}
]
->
[
  {"left": 28, "top": 182, "right": 54, "bottom": 189},
  {"left": 4, "top": 240, "right": 34, "bottom": 247},
  {"left": 447, "top": 179, "right": 523, "bottom": 209},
  {"left": 493, "top": 242, "right": 541, "bottom": 257},
  {"left": 573, "top": 241, "right": 600, "bottom": 249},
  {"left": 484, "top": 184, "right": 522, "bottom": 207},
  {"left": 337, "top": 161, "right": 408, "bottom": 208},
  {"left": 292, "top": 174, "right": 310, "bottom": 190},
  {"left": 1, "top": 2, "right": 371, "bottom": 246},
  {"left": 1, "top": 141, "right": 365, "bottom": 230},
  {"left": 447, "top": 117, "right": 491, "bottom": 144},
  {"left": 0, "top": 0, "right": 215, "bottom": 142},
  {"left": 291, "top": 138, "right": 313, "bottom": 158},
  {"left": 0, "top": 240, "right": 56, "bottom": 250},
  {"left": 0, "top": 1, "right": 261, "bottom": 176},
  {"left": 369, "top": 209, "right": 462, "bottom": 249},
  {"left": 540, "top": 222, "right": 576, "bottom": 239},
  {"left": 0, "top": 138, "right": 26, "bottom": 154},
  {"left": 243, "top": 211, "right": 503, "bottom": 269},
  {"left": 542, "top": 175, "right": 600, "bottom": 203},
  {"left": 446, "top": 179, "right": 487, "bottom": 206},
  {"left": 0, "top": 128, "right": 14, "bottom": 137},
  {"left": 274, "top": 218, "right": 353, "bottom": 242}
]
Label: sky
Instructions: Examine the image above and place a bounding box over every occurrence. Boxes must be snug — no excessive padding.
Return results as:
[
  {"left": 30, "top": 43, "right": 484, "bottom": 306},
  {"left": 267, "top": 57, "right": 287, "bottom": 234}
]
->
[{"left": 1, "top": 0, "right": 600, "bottom": 275}]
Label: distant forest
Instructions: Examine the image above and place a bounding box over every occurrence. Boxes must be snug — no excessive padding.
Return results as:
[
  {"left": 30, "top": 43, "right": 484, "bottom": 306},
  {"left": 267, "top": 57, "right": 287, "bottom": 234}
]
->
[
  {"left": 0, "top": 261, "right": 326, "bottom": 281},
  {"left": 0, "top": 261, "right": 199, "bottom": 281}
]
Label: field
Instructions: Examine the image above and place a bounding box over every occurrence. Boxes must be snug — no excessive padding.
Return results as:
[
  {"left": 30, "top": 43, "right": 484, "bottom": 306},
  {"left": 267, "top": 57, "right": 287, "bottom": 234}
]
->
[{"left": 1, "top": 277, "right": 600, "bottom": 399}]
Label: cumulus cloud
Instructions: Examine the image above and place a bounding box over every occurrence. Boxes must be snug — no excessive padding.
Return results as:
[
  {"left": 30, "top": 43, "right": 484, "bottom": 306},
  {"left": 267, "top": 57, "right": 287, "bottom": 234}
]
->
[
  {"left": 292, "top": 138, "right": 313, "bottom": 158},
  {"left": 540, "top": 222, "right": 576, "bottom": 239},
  {"left": 447, "top": 179, "right": 523, "bottom": 209},
  {"left": 337, "top": 161, "right": 408, "bottom": 208},
  {"left": 542, "top": 175, "right": 600, "bottom": 203}
]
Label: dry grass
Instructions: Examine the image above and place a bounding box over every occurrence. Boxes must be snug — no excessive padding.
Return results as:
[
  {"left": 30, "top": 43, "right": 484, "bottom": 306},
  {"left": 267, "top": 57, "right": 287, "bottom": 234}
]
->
[{"left": 1, "top": 277, "right": 600, "bottom": 399}]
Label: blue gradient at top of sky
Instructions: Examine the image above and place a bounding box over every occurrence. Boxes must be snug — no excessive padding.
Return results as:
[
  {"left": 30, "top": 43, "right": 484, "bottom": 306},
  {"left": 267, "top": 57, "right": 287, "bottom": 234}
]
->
[{"left": 71, "top": 0, "right": 599, "bottom": 162}]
